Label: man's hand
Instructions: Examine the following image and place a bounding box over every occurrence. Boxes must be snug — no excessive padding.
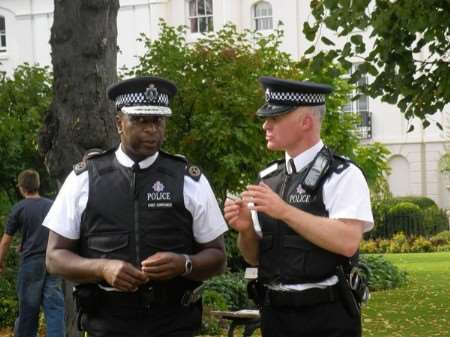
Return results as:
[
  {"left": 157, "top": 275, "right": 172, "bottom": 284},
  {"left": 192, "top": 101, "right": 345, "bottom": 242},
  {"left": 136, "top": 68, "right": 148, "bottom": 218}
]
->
[
  {"left": 242, "top": 182, "right": 290, "bottom": 220},
  {"left": 224, "top": 197, "right": 253, "bottom": 233},
  {"left": 141, "top": 252, "right": 185, "bottom": 280},
  {"left": 101, "top": 260, "right": 148, "bottom": 292}
]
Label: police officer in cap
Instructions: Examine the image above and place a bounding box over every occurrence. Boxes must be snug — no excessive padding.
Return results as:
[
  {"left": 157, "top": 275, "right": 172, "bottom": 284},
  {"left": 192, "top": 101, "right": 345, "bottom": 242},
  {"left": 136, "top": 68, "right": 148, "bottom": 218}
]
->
[
  {"left": 43, "top": 76, "right": 228, "bottom": 337},
  {"left": 224, "top": 76, "right": 373, "bottom": 337}
]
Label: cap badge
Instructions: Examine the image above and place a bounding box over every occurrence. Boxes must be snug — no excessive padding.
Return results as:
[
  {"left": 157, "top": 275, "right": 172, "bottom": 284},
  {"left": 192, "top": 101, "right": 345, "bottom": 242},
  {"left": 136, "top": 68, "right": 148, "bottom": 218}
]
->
[
  {"left": 265, "top": 88, "right": 271, "bottom": 102},
  {"left": 145, "top": 84, "right": 158, "bottom": 102}
]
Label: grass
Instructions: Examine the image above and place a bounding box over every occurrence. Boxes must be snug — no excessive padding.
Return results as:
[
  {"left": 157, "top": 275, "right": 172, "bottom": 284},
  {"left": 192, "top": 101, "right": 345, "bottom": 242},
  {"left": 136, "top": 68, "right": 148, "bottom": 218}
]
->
[
  {"left": 362, "top": 252, "right": 450, "bottom": 337},
  {"left": 204, "top": 252, "right": 450, "bottom": 337}
]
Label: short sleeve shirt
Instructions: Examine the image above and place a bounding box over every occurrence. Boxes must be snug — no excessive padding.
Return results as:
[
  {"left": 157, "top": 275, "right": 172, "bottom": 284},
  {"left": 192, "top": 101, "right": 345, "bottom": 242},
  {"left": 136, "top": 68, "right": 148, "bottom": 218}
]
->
[
  {"left": 5, "top": 197, "right": 53, "bottom": 259},
  {"left": 43, "top": 147, "right": 228, "bottom": 244},
  {"left": 253, "top": 140, "right": 374, "bottom": 234}
]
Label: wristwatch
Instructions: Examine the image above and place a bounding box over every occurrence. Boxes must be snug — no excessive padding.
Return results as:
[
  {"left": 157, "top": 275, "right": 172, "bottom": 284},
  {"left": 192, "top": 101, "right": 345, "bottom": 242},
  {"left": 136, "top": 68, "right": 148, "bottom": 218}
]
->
[{"left": 182, "top": 254, "right": 193, "bottom": 276}]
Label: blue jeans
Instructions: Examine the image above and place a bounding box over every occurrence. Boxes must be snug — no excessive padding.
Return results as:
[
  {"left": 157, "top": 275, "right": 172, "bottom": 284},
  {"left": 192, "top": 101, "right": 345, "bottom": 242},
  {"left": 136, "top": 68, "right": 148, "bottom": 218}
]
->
[{"left": 14, "top": 254, "right": 65, "bottom": 337}]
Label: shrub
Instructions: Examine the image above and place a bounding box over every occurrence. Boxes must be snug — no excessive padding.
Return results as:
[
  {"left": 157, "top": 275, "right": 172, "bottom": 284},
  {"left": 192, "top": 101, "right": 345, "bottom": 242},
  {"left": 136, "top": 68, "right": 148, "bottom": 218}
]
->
[
  {"left": 395, "top": 196, "right": 437, "bottom": 209},
  {"left": 360, "top": 240, "right": 379, "bottom": 254},
  {"left": 0, "top": 222, "right": 19, "bottom": 329},
  {"left": 370, "top": 198, "right": 397, "bottom": 238},
  {"left": 203, "top": 272, "right": 251, "bottom": 310},
  {"left": 369, "top": 196, "right": 444, "bottom": 239},
  {"left": 0, "top": 298, "right": 16, "bottom": 327},
  {"left": 386, "top": 202, "right": 423, "bottom": 236},
  {"left": 422, "top": 206, "right": 449, "bottom": 236},
  {"left": 436, "top": 244, "right": 450, "bottom": 252},
  {"left": 388, "top": 232, "right": 410, "bottom": 253},
  {"left": 201, "top": 272, "right": 254, "bottom": 335},
  {"left": 360, "top": 254, "right": 408, "bottom": 291},
  {"left": 430, "top": 231, "right": 450, "bottom": 246},
  {"left": 377, "top": 239, "right": 391, "bottom": 253},
  {"left": 410, "top": 236, "right": 433, "bottom": 252}
]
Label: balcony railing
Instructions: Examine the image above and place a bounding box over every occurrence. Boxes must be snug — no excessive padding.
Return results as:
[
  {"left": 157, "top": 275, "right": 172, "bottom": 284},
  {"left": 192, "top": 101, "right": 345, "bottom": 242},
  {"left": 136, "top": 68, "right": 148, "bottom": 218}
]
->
[{"left": 357, "top": 110, "right": 372, "bottom": 140}]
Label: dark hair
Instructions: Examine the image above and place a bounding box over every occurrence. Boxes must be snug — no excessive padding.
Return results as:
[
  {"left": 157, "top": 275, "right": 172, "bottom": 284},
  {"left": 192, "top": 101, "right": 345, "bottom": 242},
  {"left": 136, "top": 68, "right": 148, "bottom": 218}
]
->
[{"left": 18, "top": 169, "right": 40, "bottom": 193}]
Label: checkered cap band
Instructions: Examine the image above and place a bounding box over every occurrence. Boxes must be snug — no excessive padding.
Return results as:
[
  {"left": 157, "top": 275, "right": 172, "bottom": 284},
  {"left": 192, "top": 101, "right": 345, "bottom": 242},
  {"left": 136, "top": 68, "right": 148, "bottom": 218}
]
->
[
  {"left": 121, "top": 105, "right": 172, "bottom": 116},
  {"left": 115, "top": 92, "right": 169, "bottom": 109},
  {"left": 265, "top": 88, "right": 326, "bottom": 105}
]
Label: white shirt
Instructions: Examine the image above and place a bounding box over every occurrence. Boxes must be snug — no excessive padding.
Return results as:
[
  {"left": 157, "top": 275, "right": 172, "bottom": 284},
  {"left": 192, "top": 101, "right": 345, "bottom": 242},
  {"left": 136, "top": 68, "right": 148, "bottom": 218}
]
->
[
  {"left": 43, "top": 146, "right": 228, "bottom": 244},
  {"left": 253, "top": 140, "right": 374, "bottom": 291}
]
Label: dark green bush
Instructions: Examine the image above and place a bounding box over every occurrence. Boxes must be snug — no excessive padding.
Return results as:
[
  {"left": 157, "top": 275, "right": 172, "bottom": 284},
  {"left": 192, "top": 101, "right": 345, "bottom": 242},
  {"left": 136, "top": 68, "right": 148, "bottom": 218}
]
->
[
  {"left": 203, "top": 272, "right": 252, "bottom": 310},
  {"left": 201, "top": 272, "right": 253, "bottom": 335},
  {"left": 370, "top": 198, "right": 397, "bottom": 238},
  {"left": 386, "top": 202, "right": 424, "bottom": 236},
  {"left": 0, "top": 221, "right": 19, "bottom": 329},
  {"left": 360, "top": 254, "right": 408, "bottom": 291},
  {"left": 422, "top": 206, "right": 449, "bottom": 235},
  {"left": 0, "top": 297, "right": 16, "bottom": 327},
  {"left": 395, "top": 196, "right": 436, "bottom": 209},
  {"left": 369, "top": 196, "right": 445, "bottom": 239}
]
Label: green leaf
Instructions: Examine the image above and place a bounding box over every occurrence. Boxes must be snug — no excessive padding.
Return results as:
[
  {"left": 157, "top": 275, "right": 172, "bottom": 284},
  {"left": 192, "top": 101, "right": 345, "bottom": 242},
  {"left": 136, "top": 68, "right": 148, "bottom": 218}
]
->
[
  {"left": 321, "top": 36, "right": 336, "bottom": 46},
  {"left": 304, "top": 45, "right": 316, "bottom": 55}
]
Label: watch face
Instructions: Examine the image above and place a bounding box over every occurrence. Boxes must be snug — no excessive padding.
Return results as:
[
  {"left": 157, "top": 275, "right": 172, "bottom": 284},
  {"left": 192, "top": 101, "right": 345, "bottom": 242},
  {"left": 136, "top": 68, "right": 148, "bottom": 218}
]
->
[{"left": 184, "top": 255, "right": 193, "bottom": 275}]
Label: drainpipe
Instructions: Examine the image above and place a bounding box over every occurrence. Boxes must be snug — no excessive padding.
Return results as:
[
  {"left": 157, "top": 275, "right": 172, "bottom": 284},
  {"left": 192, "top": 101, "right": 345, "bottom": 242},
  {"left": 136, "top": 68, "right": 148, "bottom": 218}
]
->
[{"left": 30, "top": 0, "right": 35, "bottom": 62}]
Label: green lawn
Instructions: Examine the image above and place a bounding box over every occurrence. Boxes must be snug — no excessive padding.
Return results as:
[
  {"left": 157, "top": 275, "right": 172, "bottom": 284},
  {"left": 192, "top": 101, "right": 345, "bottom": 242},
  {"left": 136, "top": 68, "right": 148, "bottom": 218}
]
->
[{"left": 362, "top": 252, "right": 450, "bottom": 337}]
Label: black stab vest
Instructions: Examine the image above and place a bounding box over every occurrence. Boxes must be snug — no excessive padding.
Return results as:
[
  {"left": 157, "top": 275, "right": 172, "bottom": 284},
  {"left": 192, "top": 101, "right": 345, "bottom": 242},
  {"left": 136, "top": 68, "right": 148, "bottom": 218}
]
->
[
  {"left": 79, "top": 150, "right": 196, "bottom": 289},
  {"left": 258, "top": 150, "right": 350, "bottom": 284}
]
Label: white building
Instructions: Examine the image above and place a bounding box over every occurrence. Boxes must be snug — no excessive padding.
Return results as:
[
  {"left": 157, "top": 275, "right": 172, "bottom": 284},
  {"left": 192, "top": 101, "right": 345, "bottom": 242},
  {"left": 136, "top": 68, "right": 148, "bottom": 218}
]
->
[{"left": 1, "top": 0, "right": 449, "bottom": 208}]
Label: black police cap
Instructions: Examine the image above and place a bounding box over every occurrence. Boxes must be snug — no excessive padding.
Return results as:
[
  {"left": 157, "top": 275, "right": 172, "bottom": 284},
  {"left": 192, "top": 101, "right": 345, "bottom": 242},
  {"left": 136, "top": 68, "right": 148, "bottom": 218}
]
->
[
  {"left": 107, "top": 76, "right": 177, "bottom": 116},
  {"left": 256, "top": 76, "right": 333, "bottom": 117}
]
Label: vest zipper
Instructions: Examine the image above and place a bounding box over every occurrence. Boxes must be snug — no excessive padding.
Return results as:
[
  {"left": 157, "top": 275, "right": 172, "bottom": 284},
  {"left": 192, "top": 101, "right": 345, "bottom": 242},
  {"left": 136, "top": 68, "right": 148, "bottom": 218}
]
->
[
  {"left": 131, "top": 169, "right": 140, "bottom": 266},
  {"left": 276, "top": 174, "right": 289, "bottom": 281}
]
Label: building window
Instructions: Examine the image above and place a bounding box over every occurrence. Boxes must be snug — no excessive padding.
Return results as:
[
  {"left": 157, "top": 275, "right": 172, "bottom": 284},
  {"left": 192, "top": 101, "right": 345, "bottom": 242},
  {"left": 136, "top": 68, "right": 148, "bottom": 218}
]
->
[
  {"left": 0, "top": 16, "right": 6, "bottom": 52},
  {"left": 253, "top": 1, "right": 273, "bottom": 31},
  {"left": 188, "top": 0, "right": 213, "bottom": 34},
  {"left": 343, "top": 64, "right": 372, "bottom": 139}
]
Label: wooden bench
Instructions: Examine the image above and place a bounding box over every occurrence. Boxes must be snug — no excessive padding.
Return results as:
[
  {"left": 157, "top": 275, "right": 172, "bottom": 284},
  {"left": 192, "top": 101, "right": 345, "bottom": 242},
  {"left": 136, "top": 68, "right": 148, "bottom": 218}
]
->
[{"left": 211, "top": 309, "right": 260, "bottom": 337}]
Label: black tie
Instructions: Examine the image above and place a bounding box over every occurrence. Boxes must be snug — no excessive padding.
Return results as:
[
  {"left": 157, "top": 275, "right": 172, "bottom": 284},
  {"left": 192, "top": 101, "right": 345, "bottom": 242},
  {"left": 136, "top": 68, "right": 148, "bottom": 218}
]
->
[
  {"left": 289, "top": 159, "right": 296, "bottom": 174},
  {"left": 131, "top": 163, "right": 140, "bottom": 197},
  {"left": 132, "top": 162, "right": 140, "bottom": 172}
]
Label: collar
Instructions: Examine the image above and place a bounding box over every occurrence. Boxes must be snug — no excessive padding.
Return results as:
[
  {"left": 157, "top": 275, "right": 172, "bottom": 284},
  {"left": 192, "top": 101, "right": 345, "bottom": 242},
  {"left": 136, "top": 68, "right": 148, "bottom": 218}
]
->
[
  {"left": 115, "top": 144, "right": 159, "bottom": 169},
  {"left": 285, "top": 140, "right": 324, "bottom": 174}
]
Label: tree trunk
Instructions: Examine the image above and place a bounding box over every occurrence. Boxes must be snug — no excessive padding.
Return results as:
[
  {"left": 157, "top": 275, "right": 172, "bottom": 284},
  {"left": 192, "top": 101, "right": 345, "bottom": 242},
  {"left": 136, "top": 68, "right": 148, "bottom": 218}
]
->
[
  {"left": 39, "top": 1, "right": 120, "bottom": 336},
  {"left": 40, "top": 0, "right": 120, "bottom": 183}
]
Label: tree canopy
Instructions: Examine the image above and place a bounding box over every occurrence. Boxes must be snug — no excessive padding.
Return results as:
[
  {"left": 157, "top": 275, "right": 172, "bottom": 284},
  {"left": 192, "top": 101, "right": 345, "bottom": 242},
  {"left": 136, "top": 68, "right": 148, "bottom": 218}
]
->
[
  {"left": 126, "top": 22, "right": 390, "bottom": 202},
  {"left": 305, "top": 0, "right": 450, "bottom": 128},
  {"left": 0, "top": 64, "right": 53, "bottom": 206}
]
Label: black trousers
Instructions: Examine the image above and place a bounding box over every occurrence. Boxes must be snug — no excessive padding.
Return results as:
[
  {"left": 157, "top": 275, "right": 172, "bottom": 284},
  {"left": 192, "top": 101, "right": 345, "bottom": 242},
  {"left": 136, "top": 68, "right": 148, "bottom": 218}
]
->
[
  {"left": 260, "top": 300, "right": 361, "bottom": 337},
  {"left": 83, "top": 302, "right": 202, "bottom": 337}
]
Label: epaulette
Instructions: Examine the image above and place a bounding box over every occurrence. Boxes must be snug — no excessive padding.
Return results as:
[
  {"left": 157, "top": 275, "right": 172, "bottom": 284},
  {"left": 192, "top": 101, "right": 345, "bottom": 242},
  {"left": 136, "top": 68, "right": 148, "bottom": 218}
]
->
[
  {"left": 83, "top": 148, "right": 106, "bottom": 161},
  {"left": 259, "top": 158, "right": 284, "bottom": 179},
  {"left": 331, "top": 153, "right": 351, "bottom": 174},
  {"left": 73, "top": 148, "right": 107, "bottom": 175},
  {"left": 159, "top": 150, "right": 187, "bottom": 163},
  {"left": 159, "top": 150, "right": 202, "bottom": 181}
]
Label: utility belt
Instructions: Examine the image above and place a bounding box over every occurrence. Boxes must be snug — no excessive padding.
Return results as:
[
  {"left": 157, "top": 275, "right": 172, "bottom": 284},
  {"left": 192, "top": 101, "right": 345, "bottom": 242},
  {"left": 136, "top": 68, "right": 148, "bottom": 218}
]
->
[
  {"left": 247, "top": 279, "right": 339, "bottom": 309},
  {"left": 74, "top": 282, "right": 203, "bottom": 330},
  {"left": 266, "top": 284, "right": 340, "bottom": 308},
  {"left": 248, "top": 265, "right": 369, "bottom": 316}
]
